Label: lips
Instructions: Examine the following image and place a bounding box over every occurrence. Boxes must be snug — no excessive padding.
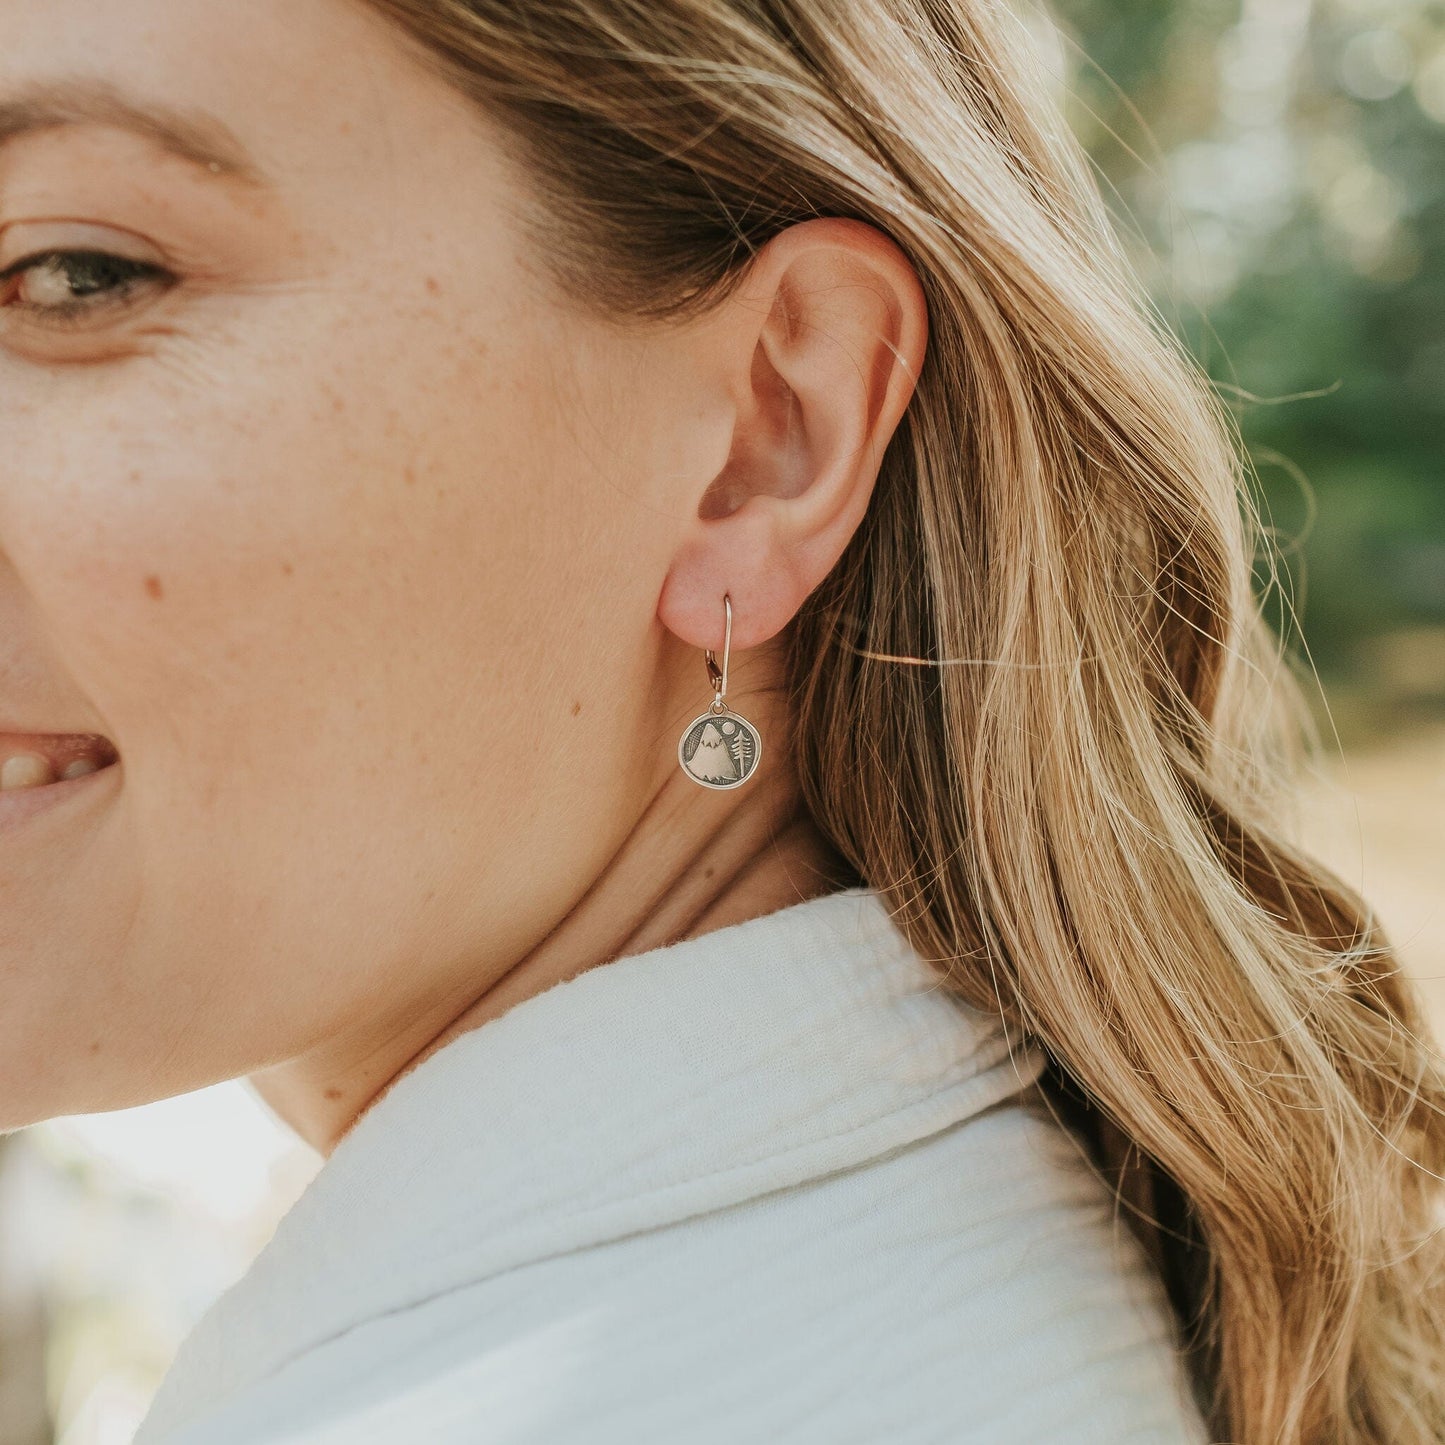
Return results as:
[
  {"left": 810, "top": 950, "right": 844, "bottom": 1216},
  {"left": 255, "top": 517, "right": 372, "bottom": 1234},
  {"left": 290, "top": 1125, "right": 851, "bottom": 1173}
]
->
[{"left": 0, "top": 732, "right": 119, "bottom": 791}]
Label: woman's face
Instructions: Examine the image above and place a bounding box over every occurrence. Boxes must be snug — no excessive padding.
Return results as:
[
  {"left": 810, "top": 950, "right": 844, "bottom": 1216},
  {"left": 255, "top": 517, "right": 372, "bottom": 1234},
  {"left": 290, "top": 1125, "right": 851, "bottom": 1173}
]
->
[{"left": 0, "top": 0, "right": 749, "bottom": 1126}]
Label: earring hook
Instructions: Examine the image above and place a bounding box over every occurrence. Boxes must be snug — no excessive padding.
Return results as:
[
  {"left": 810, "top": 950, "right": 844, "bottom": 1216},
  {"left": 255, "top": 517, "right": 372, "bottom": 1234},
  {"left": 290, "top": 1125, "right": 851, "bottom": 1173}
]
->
[{"left": 704, "top": 593, "right": 731, "bottom": 713}]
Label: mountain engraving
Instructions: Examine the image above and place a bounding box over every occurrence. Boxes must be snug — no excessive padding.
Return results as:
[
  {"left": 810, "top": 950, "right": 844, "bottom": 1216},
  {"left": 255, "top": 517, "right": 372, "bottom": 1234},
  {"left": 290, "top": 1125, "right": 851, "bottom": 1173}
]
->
[{"left": 680, "top": 712, "right": 759, "bottom": 788}]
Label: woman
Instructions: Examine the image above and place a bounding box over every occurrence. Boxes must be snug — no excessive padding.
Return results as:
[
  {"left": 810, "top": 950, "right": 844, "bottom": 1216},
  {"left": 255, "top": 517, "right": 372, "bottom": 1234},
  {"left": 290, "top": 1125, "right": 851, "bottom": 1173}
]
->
[{"left": 1, "top": 0, "right": 1440, "bottom": 1440}]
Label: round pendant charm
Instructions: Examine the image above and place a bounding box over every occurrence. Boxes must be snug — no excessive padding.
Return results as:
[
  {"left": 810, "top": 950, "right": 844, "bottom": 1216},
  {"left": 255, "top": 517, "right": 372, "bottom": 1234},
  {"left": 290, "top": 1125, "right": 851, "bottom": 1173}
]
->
[{"left": 678, "top": 708, "right": 762, "bottom": 789}]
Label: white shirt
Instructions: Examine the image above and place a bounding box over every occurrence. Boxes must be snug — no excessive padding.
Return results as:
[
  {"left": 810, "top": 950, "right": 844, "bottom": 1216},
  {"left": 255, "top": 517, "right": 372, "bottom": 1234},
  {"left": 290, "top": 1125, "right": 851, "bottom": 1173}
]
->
[{"left": 133, "top": 887, "right": 1210, "bottom": 1444}]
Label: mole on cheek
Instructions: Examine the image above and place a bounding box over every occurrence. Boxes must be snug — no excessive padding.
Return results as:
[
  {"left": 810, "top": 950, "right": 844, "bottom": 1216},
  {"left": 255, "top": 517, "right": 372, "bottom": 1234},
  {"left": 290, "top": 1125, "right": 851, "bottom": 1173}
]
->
[{"left": 143, "top": 574, "right": 164, "bottom": 601}]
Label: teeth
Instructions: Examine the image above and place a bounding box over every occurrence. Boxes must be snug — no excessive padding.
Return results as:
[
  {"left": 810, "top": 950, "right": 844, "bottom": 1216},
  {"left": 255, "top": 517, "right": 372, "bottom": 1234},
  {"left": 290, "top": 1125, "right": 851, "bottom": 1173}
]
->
[
  {"left": 1, "top": 752, "right": 57, "bottom": 790},
  {"left": 0, "top": 740, "right": 114, "bottom": 791}
]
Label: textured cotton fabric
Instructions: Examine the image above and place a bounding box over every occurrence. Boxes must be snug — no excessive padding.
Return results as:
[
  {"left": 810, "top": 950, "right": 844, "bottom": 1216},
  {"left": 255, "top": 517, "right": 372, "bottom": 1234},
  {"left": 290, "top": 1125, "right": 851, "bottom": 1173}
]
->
[{"left": 133, "top": 886, "right": 1211, "bottom": 1444}]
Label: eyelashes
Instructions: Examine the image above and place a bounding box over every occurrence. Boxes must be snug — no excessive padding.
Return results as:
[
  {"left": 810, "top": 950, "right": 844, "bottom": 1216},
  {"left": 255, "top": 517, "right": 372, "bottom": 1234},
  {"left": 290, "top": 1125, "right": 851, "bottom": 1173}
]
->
[{"left": 0, "top": 249, "right": 177, "bottom": 331}]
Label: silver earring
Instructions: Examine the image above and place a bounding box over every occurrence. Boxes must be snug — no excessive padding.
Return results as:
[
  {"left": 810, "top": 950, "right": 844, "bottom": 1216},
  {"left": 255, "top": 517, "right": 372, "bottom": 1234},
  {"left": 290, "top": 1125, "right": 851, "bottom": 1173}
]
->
[{"left": 677, "top": 593, "right": 762, "bottom": 789}]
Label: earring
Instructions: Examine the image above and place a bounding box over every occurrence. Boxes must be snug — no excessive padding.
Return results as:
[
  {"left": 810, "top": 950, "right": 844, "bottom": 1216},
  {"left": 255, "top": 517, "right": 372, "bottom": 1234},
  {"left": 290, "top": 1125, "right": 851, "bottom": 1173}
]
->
[{"left": 677, "top": 593, "right": 762, "bottom": 789}]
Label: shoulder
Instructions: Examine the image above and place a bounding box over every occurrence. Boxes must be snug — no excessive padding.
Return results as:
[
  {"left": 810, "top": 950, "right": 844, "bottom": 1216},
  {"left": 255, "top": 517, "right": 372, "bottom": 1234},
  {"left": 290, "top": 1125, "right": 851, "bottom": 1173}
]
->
[{"left": 155, "top": 1097, "right": 1211, "bottom": 1445}]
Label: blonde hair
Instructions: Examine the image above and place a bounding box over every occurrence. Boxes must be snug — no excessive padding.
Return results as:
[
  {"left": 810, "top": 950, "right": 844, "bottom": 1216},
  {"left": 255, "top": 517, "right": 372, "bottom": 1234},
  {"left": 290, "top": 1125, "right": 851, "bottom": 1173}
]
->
[{"left": 361, "top": 1, "right": 1445, "bottom": 1437}]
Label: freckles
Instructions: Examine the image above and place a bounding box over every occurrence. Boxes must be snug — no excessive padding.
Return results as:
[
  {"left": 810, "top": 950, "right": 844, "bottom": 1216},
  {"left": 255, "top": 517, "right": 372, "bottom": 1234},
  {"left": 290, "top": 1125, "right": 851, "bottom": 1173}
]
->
[
  {"left": 314, "top": 377, "right": 352, "bottom": 423},
  {"left": 143, "top": 574, "right": 165, "bottom": 601}
]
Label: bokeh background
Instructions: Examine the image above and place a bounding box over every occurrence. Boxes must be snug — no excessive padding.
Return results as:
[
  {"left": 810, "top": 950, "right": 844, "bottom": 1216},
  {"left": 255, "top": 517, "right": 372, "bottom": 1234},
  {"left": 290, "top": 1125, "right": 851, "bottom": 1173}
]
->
[{"left": 1, "top": 1, "right": 1442, "bottom": 1440}]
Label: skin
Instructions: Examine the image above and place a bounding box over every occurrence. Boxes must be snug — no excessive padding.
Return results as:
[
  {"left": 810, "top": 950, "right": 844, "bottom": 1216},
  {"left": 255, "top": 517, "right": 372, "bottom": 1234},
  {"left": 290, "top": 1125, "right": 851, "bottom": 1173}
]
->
[{"left": 0, "top": 0, "right": 927, "bottom": 1156}]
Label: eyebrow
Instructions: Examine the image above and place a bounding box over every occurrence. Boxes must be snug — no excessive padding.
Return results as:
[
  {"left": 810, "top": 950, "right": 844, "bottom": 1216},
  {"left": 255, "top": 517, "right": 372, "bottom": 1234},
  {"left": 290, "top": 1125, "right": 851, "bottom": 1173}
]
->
[{"left": 0, "top": 77, "right": 270, "bottom": 187}]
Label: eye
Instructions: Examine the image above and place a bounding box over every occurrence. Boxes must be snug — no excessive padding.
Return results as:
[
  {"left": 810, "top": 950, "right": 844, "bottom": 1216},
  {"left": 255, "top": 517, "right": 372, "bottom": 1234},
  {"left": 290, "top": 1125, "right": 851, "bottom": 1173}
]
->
[{"left": 0, "top": 248, "right": 177, "bottom": 330}]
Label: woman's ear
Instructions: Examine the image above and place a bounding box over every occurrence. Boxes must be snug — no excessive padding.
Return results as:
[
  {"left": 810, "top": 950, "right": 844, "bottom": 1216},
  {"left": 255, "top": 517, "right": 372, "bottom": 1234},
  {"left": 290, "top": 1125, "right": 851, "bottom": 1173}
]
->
[{"left": 657, "top": 216, "right": 928, "bottom": 654}]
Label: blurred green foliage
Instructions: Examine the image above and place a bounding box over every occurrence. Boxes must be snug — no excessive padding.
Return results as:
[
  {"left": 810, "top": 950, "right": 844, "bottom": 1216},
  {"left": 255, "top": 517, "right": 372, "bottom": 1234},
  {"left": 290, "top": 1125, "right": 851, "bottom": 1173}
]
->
[{"left": 1048, "top": 0, "right": 1445, "bottom": 740}]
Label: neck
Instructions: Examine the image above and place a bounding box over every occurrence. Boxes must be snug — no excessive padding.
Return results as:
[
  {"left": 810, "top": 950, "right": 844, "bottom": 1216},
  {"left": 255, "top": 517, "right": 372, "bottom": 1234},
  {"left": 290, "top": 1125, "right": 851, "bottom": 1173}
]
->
[{"left": 249, "top": 698, "right": 852, "bottom": 1158}]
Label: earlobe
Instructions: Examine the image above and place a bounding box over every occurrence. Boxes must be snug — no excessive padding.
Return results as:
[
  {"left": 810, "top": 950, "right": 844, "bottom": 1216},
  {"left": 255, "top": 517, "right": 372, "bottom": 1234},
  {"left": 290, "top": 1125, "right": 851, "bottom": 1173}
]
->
[{"left": 658, "top": 216, "right": 928, "bottom": 656}]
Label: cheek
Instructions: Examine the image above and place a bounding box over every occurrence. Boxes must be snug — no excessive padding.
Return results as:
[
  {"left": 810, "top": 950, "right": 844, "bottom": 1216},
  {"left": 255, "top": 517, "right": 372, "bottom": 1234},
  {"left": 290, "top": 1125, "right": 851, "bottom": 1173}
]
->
[
  {"left": 0, "top": 295, "right": 635, "bottom": 893},
  {"left": 5, "top": 309, "right": 552, "bottom": 712}
]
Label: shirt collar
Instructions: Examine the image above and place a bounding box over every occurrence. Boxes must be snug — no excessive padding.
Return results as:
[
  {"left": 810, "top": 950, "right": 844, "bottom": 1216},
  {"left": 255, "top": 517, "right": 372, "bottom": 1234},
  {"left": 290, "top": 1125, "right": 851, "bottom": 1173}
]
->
[{"left": 137, "top": 886, "right": 1045, "bottom": 1440}]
